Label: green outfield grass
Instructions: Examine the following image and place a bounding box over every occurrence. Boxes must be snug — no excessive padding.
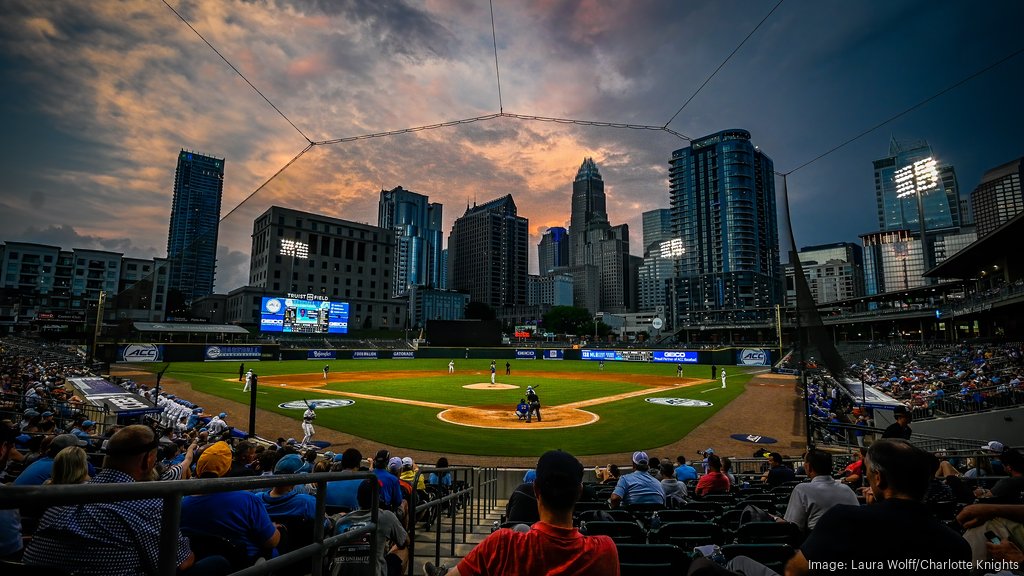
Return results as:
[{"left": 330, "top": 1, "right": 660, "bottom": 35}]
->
[{"left": 142, "top": 359, "right": 761, "bottom": 457}]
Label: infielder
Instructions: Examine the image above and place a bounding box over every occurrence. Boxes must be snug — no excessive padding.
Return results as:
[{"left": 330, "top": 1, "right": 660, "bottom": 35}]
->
[
  {"left": 448, "top": 360, "right": 455, "bottom": 374},
  {"left": 490, "top": 363, "right": 496, "bottom": 384},
  {"left": 323, "top": 364, "right": 330, "bottom": 380},
  {"left": 301, "top": 403, "right": 316, "bottom": 446},
  {"left": 721, "top": 368, "right": 727, "bottom": 389},
  {"left": 243, "top": 369, "right": 253, "bottom": 392}
]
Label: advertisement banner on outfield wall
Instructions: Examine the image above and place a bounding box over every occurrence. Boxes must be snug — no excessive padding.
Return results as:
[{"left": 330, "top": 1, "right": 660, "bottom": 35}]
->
[
  {"left": 307, "top": 350, "right": 337, "bottom": 360},
  {"left": 652, "top": 350, "right": 699, "bottom": 363},
  {"left": 581, "top": 349, "right": 619, "bottom": 361},
  {"left": 542, "top": 349, "right": 564, "bottom": 360},
  {"left": 353, "top": 351, "right": 378, "bottom": 359},
  {"left": 392, "top": 351, "right": 415, "bottom": 359},
  {"left": 516, "top": 350, "right": 537, "bottom": 359},
  {"left": 118, "top": 344, "right": 164, "bottom": 363},
  {"left": 205, "top": 346, "right": 262, "bottom": 361},
  {"left": 737, "top": 348, "right": 770, "bottom": 366}
]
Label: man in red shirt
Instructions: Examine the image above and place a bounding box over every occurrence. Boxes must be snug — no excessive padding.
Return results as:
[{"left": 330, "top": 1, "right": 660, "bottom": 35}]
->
[
  {"left": 424, "top": 450, "right": 619, "bottom": 576},
  {"left": 694, "top": 454, "right": 731, "bottom": 496}
]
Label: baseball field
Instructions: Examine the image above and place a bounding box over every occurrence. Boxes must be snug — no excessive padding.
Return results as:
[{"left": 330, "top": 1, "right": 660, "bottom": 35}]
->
[{"left": 129, "top": 359, "right": 764, "bottom": 457}]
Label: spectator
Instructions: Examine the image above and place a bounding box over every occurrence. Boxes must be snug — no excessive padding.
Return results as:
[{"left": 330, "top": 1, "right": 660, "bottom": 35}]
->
[
  {"left": 260, "top": 454, "right": 317, "bottom": 521},
  {"left": 721, "top": 457, "right": 737, "bottom": 487},
  {"left": 505, "top": 469, "right": 539, "bottom": 524},
  {"left": 13, "top": 434, "right": 88, "bottom": 486},
  {"left": 45, "top": 446, "right": 90, "bottom": 485},
  {"left": 70, "top": 420, "right": 96, "bottom": 449},
  {"left": 839, "top": 447, "right": 867, "bottom": 489},
  {"left": 761, "top": 452, "right": 795, "bottom": 487},
  {"left": 647, "top": 456, "right": 662, "bottom": 479},
  {"left": 674, "top": 456, "right": 698, "bottom": 482},
  {"left": 783, "top": 449, "right": 858, "bottom": 535},
  {"left": 23, "top": 425, "right": 226, "bottom": 575},
  {"left": 180, "top": 441, "right": 281, "bottom": 565},
  {"left": 297, "top": 449, "right": 317, "bottom": 474},
  {"left": 428, "top": 457, "right": 453, "bottom": 489},
  {"left": 694, "top": 455, "right": 731, "bottom": 497},
  {"left": 659, "top": 462, "right": 686, "bottom": 506},
  {"left": 957, "top": 503, "right": 1024, "bottom": 567},
  {"left": 227, "top": 441, "right": 258, "bottom": 477},
  {"left": 595, "top": 464, "right": 620, "bottom": 486},
  {"left": 394, "top": 458, "right": 421, "bottom": 491},
  {"left": 880, "top": 406, "right": 912, "bottom": 440},
  {"left": 372, "top": 449, "right": 404, "bottom": 513},
  {"left": 335, "top": 478, "right": 409, "bottom": 576},
  {"left": 424, "top": 450, "right": 618, "bottom": 576},
  {"left": 974, "top": 448, "right": 1024, "bottom": 503},
  {"left": 326, "top": 448, "right": 363, "bottom": 510},
  {"left": 609, "top": 451, "right": 665, "bottom": 508},
  {"left": 785, "top": 439, "right": 971, "bottom": 575}
]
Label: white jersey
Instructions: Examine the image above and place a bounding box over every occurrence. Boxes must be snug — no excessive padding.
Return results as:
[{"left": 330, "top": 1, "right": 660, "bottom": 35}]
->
[
  {"left": 207, "top": 416, "right": 227, "bottom": 435},
  {"left": 303, "top": 408, "right": 316, "bottom": 422}
]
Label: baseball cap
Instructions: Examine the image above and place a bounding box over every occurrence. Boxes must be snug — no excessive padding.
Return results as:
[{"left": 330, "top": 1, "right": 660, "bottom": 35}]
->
[
  {"left": 218, "top": 412, "right": 227, "bottom": 418},
  {"left": 41, "top": 411, "right": 53, "bottom": 417},
  {"left": 274, "top": 453, "right": 305, "bottom": 474},
  {"left": 196, "top": 441, "right": 232, "bottom": 478},
  {"left": 705, "top": 448, "right": 715, "bottom": 455},
  {"left": 523, "top": 469, "right": 537, "bottom": 483},
  {"left": 387, "top": 457, "right": 403, "bottom": 474},
  {"left": 81, "top": 420, "right": 95, "bottom": 428},
  {"left": 402, "top": 457, "right": 414, "bottom": 468},
  {"left": 632, "top": 451, "right": 649, "bottom": 465},
  {"left": 982, "top": 441, "right": 1005, "bottom": 453},
  {"left": 535, "top": 450, "right": 583, "bottom": 489},
  {"left": 333, "top": 453, "right": 346, "bottom": 462},
  {"left": 51, "top": 433, "right": 87, "bottom": 449},
  {"left": 374, "top": 449, "right": 390, "bottom": 466}
]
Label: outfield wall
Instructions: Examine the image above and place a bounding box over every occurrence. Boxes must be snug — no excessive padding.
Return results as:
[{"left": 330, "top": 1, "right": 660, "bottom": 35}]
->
[{"left": 104, "top": 342, "right": 778, "bottom": 367}]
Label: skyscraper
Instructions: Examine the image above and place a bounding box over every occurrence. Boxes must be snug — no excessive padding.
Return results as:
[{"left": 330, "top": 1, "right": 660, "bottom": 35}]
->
[
  {"left": 873, "top": 137, "right": 960, "bottom": 233},
  {"left": 566, "top": 158, "right": 633, "bottom": 313},
  {"left": 538, "top": 227, "right": 569, "bottom": 275},
  {"left": 641, "top": 209, "right": 673, "bottom": 254},
  {"left": 378, "top": 186, "right": 444, "bottom": 296},
  {"left": 971, "top": 156, "right": 1024, "bottom": 238},
  {"left": 669, "top": 129, "right": 781, "bottom": 324},
  {"left": 166, "top": 149, "right": 224, "bottom": 304},
  {"left": 448, "top": 195, "right": 528, "bottom": 309}
]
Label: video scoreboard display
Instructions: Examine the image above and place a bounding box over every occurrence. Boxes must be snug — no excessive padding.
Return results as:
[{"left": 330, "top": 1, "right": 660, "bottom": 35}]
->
[{"left": 260, "top": 297, "right": 349, "bottom": 334}]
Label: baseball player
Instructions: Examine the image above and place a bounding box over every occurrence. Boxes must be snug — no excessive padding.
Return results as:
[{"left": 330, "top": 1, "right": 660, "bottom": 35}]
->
[
  {"left": 721, "top": 368, "right": 727, "bottom": 389},
  {"left": 490, "top": 362, "right": 496, "bottom": 384},
  {"left": 243, "top": 369, "right": 253, "bottom": 392},
  {"left": 301, "top": 403, "right": 317, "bottom": 446},
  {"left": 323, "top": 364, "right": 330, "bottom": 380},
  {"left": 448, "top": 360, "right": 455, "bottom": 374},
  {"left": 676, "top": 363, "right": 683, "bottom": 377},
  {"left": 207, "top": 412, "right": 228, "bottom": 436},
  {"left": 526, "top": 385, "right": 541, "bottom": 422}
]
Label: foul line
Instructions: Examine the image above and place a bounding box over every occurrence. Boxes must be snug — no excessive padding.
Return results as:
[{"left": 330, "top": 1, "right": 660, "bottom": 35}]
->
[{"left": 276, "top": 384, "right": 454, "bottom": 409}]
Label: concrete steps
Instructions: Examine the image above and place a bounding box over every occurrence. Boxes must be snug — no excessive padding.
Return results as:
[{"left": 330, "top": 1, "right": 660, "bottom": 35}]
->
[{"left": 409, "top": 499, "right": 507, "bottom": 575}]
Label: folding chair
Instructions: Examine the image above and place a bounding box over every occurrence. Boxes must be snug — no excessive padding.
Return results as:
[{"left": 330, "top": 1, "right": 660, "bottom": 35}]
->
[
  {"left": 579, "top": 520, "right": 647, "bottom": 544},
  {"left": 615, "top": 543, "right": 691, "bottom": 576}
]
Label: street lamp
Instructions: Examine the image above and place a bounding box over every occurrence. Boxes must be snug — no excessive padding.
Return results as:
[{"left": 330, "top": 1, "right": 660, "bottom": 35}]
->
[{"left": 895, "top": 156, "right": 939, "bottom": 280}]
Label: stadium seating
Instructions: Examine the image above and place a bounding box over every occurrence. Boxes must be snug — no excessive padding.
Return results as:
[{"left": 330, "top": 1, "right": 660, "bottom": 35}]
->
[
  {"left": 579, "top": 520, "right": 647, "bottom": 544},
  {"left": 722, "top": 543, "right": 796, "bottom": 573},
  {"left": 649, "top": 521, "right": 725, "bottom": 548},
  {"left": 615, "top": 543, "right": 691, "bottom": 575}
]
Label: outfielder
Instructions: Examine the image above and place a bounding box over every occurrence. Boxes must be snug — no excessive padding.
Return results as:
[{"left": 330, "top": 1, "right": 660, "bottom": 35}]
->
[
  {"left": 448, "top": 360, "right": 455, "bottom": 374},
  {"left": 301, "top": 402, "right": 317, "bottom": 446}
]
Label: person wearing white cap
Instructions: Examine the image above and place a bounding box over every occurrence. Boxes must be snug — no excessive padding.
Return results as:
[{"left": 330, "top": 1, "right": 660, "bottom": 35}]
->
[
  {"left": 608, "top": 451, "right": 665, "bottom": 509},
  {"left": 243, "top": 369, "right": 254, "bottom": 393},
  {"left": 207, "top": 412, "right": 228, "bottom": 436},
  {"left": 301, "top": 403, "right": 317, "bottom": 446},
  {"left": 399, "top": 457, "right": 425, "bottom": 490}
]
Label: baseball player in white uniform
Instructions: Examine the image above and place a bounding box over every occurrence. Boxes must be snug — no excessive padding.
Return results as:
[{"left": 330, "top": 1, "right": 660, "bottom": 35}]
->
[
  {"left": 243, "top": 369, "right": 253, "bottom": 392},
  {"left": 448, "top": 360, "right": 455, "bottom": 374},
  {"left": 301, "top": 403, "right": 316, "bottom": 446},
  {"left": 721, "top": 368, "right": 727, "bottom": 389},
  {"left": 207, "top": 412, "right": 228, "bottom": 436}
]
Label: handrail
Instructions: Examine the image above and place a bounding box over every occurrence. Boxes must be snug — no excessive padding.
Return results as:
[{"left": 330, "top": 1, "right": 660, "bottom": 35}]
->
[
  {"left": 406, "top": 466, "right": 478, "bottom": 576},
  {"left": 1, "top": 470, "right": 380, "bottom": 576}
]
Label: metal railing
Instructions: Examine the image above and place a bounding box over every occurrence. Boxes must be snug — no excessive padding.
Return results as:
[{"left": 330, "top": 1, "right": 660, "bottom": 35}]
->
[
  {"left": 0, "top": 470, "right": 381, "bottom": 576},
  {"left": 405, "top": 466, "right": 498, "bottom": 576},
  {"left": 0, "top": 391, "right": 110, "bottom": 435}
]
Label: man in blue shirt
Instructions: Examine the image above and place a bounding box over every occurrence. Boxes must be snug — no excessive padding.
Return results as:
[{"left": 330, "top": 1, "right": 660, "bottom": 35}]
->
[
  {"left": 609, "top": 451, "right": 665, "bottom": 508},
  {"left": 326, "top": 449, "right": 364, "bottom": 510},
  {"left": 674, "top": 456, "right": 698, "bottom": 482},
  {"left": 372, "top": 449, "right": 404, "bottom": 515},
  {"left": 260, "top": 454, "right": 317, "bottom": 521},
  {"left": 14, "top": 434, "right": 88, "bottom": 485},
  {"left": 70, "top": 420, "right": 96, "bottom": 449}
]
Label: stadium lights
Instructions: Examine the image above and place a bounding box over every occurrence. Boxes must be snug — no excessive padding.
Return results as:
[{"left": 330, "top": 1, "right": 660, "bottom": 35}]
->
[
  {"left": 280, "top": 239, "right": 309, "bottom": 259},
  {"left": 895, "top": 157, "right": 938, "bottom": 199}
]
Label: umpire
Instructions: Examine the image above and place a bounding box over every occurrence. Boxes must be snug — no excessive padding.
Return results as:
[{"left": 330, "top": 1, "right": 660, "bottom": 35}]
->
[{"left": 526, "top": 385, "right": 541, "bottom": 423}]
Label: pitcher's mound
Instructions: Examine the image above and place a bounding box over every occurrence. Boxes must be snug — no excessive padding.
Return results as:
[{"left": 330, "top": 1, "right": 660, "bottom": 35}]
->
[
  {"left": 463, "top": 383, "right": 519, "bottom": 390},
  {"left": 438, "top": 405, "right": 599, "bottom": 429}
]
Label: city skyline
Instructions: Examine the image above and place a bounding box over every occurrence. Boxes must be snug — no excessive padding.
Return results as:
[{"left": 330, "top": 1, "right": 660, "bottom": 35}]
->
[{"left": 1, "top": 1, "right": 1023, "bottom": 293}]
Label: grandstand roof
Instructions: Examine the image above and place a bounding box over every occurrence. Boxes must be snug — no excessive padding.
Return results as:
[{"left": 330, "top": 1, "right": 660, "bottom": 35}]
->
[
  {"left": 133, "top": 322, "right": 249, "bottom": 334},
  {"left": 925, "top": 210, "right": 1024, "bottom": 280}
]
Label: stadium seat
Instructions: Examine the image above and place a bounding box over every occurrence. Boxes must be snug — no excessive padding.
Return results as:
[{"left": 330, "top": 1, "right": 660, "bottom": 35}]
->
[
  {"left": 180, "top": 529, "right": 251, "bottom": 570},
  {"left": 927, "top": 500, "right": 957, "bottom": 521},
  {"left": 579, "top": 520, "right": 647, "bottom": 544},
  {"left": 615, "top": 543, "right": 691, "bottom": 576},
  {"left": 577, "top": 509, "right": 635, "bottom": 524},
  {"left": 274, "top": 514, "right": 317, "bottom": 576},
  {"left": 700, "top": 493, "right": 736, "bottom": 506},
  {"left": 0, "top": 559, "right": 75, "bottom": 576},
  {"left": 734, "top": 521, "right": 803, "bottom": 547},
  {"left": 722, "top": 543, "right": 795, "bottom": 573},
  {"left": 718, "top": 508, "right": 745, "bottom": 533},
  {"left": 683, "top": 501, "right": 724, "bottom": 518},
  {"left": 649, "top": 521, "right": 725, "bottom": 549},
  {"left": 574, "top": 501, "right": 610, "bottom": 514},
  {"left": 737, "top": 486, "right": 767, "bottom": 496},
  {"left": 652, "top": 509, "right": 712, "bottom": 524}
]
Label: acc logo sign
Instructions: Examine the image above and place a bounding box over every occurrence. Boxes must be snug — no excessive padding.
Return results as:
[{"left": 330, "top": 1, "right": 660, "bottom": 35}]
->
[
  {"left": 206, "top": 346, "right": 222, "bottom": 359},
  {"left": 278, "top": 399, "right": 355, "bottom": 410},
  {"left": 265, "top": 298, "right": 283, "bottom": 313},
  {"left": 645, "top": 398, "right": 713, "bottom": 407},
  {"left": 122, "top": 344, "right": 160, "bottom": 362},
  {"left": 739, "top": 349, "right": 768, "bottom": 366}
]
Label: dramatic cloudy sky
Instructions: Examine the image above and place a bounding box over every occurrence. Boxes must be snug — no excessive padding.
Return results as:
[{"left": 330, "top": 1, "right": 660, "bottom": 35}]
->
[{"left": 1, "top": 0, "right": 1022, "bottom": 291}]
